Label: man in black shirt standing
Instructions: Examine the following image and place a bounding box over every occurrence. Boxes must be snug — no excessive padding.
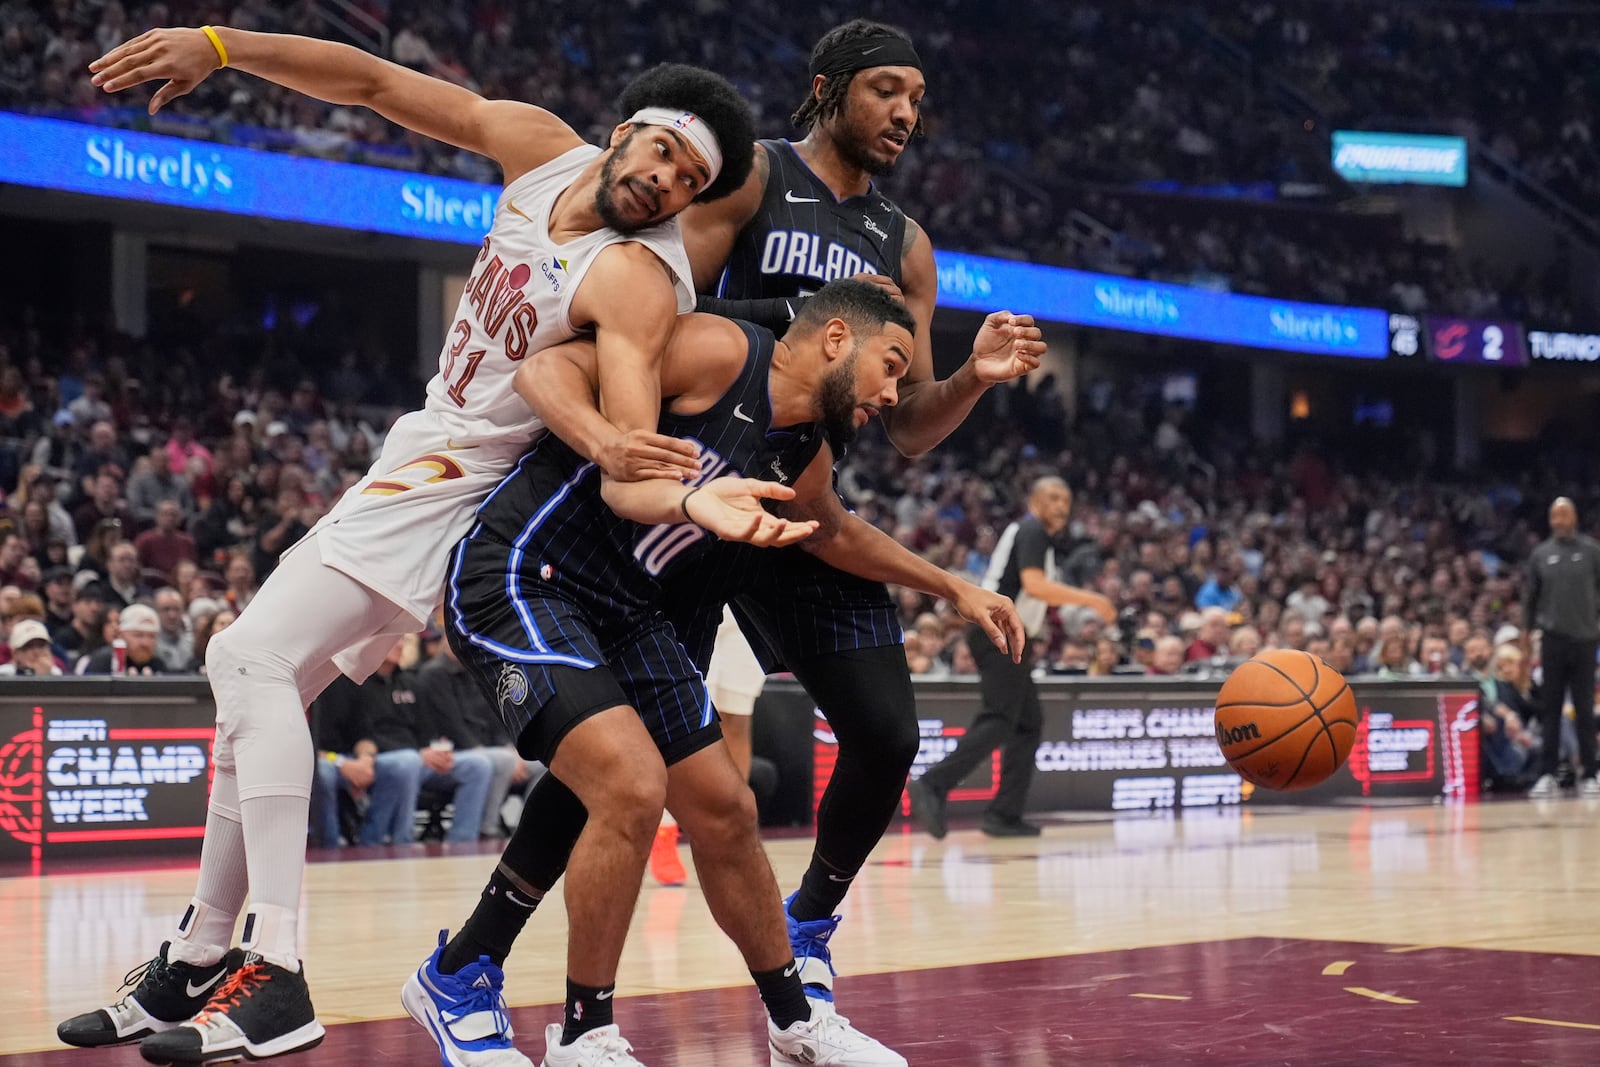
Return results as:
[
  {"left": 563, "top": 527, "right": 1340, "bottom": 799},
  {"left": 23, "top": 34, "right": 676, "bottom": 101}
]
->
[
  {"left": 909, "top": 478, "right": 1114, "bottom": 836},
  {"left": 1523, "top": 496, "right": 1600, "bottom": 797}
]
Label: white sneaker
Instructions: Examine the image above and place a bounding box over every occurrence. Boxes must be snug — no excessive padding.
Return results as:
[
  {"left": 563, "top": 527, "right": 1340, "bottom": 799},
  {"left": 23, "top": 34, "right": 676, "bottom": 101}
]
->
[
  {"left": 540, "top": 1023, "right": 646, "bottom": 1066},
  {"left": 1528, "top": 773, "right": 1560, "bottom": 797},
  {"left": 768, "top": 1000, "right": 906, "bottom": 1066},
  {"left": 1581, "top": 777, "right": 1600, "bottom": 798}
]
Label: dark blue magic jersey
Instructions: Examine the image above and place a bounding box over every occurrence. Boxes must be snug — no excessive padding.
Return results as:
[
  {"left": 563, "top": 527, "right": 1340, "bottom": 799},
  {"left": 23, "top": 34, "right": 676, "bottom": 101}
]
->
[
  {"left": 471, "top": 321, "right": 824, "bottom": 615},
  {"left": 713, "top": 139, "right": 908, "bottom": 301}
]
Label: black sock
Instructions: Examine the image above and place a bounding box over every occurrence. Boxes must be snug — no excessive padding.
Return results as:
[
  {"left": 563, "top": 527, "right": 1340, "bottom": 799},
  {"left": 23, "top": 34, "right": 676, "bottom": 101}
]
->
[
  {"left": 562, "top": 978, "right": 615, "bottom": 1043},
  {"left": 440, "top": 772, "right": 589, "bottom": 974},
  {"left": 788, "top": 854, "right": 855, "bottom": 923},
  {"left": 439, "top": 866, "right": 542, "bottom": 974},
  {"left": 752, "top": 960, "right": 811, "bottom": 1030}
]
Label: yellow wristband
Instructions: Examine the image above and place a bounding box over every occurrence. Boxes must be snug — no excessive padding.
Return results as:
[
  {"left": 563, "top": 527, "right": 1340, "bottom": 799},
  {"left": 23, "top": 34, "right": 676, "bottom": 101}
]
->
[{"left": 201, "top": 26, "right": 229, "bottom": 68}]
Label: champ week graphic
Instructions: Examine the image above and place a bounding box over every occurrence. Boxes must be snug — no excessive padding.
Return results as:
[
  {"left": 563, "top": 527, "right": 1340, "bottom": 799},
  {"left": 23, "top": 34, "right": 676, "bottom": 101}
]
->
[{"left": 0, "top": 706, "right": 214, "bottom": 861}]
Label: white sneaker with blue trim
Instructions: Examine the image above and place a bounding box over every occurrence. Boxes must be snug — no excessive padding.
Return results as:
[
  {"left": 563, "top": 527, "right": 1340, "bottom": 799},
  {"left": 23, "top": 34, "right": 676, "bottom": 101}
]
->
[{"left": 402, "top": 930, "right": 531, "bottom": 1067}]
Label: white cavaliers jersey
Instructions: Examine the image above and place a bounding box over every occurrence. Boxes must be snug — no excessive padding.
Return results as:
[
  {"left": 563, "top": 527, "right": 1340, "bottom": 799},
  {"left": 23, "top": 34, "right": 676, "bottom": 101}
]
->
[
  {"left": 285, "top": 143, "right": 695, "bottom": 680},
  {"left": 424, "top": 143, "right": 696, "bottom": 446}
]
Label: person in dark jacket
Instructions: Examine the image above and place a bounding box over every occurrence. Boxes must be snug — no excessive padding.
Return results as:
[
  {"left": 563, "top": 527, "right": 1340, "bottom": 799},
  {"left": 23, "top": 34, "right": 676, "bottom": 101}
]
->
[
  {"left": 412, "top": 626, "right": 541, "bottom": 839},
  {"left": 308, "top": 637, "right": 492, "bottom": 845},
  {"left": 1523, "top": 497, "right": 1600, "bottom": 797}
]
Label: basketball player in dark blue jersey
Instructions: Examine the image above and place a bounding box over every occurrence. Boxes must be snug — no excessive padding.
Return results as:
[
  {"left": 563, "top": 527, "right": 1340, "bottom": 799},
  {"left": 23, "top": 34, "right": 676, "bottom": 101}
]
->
[
  {"left": 672, "top": 17, "right": 1048, "bottom": 1004},
  {"left": 409, "top": 279, "right": 1023, "bottom": 1067}
]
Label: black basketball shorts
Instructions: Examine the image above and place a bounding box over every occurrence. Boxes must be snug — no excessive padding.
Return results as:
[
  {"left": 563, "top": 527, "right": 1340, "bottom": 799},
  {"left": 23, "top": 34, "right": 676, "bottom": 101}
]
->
[
  {"left": 662, "top": 542, "right": 904, "bottom": 674},
  {"left": 445, "top": 532, "right": 722, "bottom": 767}
]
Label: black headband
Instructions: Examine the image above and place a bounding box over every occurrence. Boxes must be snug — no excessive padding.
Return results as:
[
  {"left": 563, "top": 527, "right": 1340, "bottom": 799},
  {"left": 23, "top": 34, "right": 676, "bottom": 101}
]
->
[{"left": 809, "top": 34, "right": 923, "bottom": 81}]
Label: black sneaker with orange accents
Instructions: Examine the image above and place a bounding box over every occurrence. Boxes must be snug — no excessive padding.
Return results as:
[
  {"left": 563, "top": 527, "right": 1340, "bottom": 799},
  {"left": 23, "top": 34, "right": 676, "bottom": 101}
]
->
[
  {"left": 138, "top": 953, "right": 324, "bottom": 1064},
  {"left": 57, "top": 943, "right": 244, "bottom": 1048}
]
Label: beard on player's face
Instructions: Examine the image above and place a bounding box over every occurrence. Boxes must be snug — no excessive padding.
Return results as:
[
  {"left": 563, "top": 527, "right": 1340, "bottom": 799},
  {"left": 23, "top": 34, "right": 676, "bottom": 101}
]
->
[
  {"left": 832, "top": 94, "right": 903, "bottom": 177},
  {"left": 818, "top": 345, "right": 863, "bottom": 448},
  {"left": 595, "top": 130, "right": 658, "bottom": 233}
]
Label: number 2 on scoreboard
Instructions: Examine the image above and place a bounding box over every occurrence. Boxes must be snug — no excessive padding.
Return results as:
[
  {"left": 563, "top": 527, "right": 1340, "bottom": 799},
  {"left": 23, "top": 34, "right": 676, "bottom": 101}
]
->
[{"left": 442, "top": 319, "right": 486, "bottom": 407}]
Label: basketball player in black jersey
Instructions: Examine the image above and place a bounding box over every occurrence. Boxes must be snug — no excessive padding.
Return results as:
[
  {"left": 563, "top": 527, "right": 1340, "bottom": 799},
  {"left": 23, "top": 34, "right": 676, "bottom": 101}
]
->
[
  {"left": 411, "top": 279, "right": 1023, "bottom": 1066},
  {"left": 675, "top": 18, "right": 1046, "bottom": 1001}
]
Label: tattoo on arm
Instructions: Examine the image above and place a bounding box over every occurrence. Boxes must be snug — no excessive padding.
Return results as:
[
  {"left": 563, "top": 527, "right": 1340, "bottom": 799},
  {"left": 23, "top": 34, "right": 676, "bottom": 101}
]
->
[
  {"left": 754, "top": 144, "right": 770, "bottom": 190},
  {"left": 901, "top": 216, "right": 922, "bottom": 260}
]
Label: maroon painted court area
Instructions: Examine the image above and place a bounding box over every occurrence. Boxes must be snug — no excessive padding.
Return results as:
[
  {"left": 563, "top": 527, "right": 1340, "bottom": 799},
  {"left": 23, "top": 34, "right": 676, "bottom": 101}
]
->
[{"left": 8, "top": 937, "right": 1599, "bottom": 1066}]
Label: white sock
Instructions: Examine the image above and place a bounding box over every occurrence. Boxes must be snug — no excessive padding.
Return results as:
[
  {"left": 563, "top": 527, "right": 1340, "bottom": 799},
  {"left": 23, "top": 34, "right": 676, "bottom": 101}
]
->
[
  {"left": 169, "top": 758, "right": 248, "bottom": 967},
  {"left": 201, "top": 539, "right": 411, "bottom": 973},
  {"left": 240, "top": 899, "right": 302, "bottom": 973}
]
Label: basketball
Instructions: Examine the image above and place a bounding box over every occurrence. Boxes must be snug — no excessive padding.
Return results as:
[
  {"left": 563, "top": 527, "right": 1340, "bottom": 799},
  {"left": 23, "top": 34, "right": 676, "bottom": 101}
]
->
[{"left": 1214, "top": 650, "right": 1359, "bottom": 791}]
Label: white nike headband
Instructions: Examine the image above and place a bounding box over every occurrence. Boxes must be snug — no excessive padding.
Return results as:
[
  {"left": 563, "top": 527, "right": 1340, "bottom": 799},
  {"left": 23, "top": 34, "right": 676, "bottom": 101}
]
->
[{"left": 625, "top": 107, "right": 723, "bottom": 185}]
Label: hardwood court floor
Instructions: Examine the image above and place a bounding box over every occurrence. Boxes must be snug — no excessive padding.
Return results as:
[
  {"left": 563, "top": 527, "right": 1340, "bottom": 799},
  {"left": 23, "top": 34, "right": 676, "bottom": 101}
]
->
[{"left": 6, "top": 798, "right": 1600, "bottom": 1064}]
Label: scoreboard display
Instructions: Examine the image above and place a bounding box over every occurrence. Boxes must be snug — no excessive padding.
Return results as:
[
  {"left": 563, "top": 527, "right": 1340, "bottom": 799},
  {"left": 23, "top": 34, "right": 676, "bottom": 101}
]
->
[{"left": 1425, "top": 316, "right": 1527, "bottom": 367}]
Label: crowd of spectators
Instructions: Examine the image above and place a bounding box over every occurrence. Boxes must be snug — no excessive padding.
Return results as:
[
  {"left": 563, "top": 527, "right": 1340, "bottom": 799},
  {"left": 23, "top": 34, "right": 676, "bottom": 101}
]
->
[
  {"left": 0, "top": 0, "right": 1589, "bottom": 325},
  {"left": 2, "top": 1, "right": 1593, "bottom": 805},
  {"left": 3, "top": 288, "right": 1591, "bottom": 794},
  {"left": 1220, "top": 1, "right": 1600, "bottom": 226}
]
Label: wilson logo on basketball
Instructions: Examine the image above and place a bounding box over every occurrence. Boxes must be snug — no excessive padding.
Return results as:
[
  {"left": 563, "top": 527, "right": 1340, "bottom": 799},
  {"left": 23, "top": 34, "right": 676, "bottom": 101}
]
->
[{"left": 1216, "top": 722, "right": 1261, "bottom": 747}]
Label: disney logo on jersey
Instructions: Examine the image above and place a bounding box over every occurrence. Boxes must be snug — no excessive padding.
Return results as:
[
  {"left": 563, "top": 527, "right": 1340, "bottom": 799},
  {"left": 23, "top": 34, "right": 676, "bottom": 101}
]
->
[
  {"left": 861, "top": 215, "right": 889, "bottom": 243},
  {"left": 759, "top": 231, "right": 879, "bottom": 286}
]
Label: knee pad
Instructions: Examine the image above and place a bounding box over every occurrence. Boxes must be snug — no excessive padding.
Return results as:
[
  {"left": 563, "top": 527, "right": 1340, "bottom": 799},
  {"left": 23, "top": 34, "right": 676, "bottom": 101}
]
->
[
  {"left": 839, "top": 691, "right": 919, "bottom": 773},
  {"left": 207, "top": 628, "right": 306, "bottom": 741}
]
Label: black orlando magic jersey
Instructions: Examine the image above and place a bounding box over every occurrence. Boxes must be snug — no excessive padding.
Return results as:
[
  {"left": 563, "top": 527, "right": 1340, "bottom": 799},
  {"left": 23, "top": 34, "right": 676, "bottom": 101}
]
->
[
  {"left": 714, "top": 139, "right": 909, "bottom": 303},
  {"left": 470, "top": 321, "right": 823, "bottom": 615}
]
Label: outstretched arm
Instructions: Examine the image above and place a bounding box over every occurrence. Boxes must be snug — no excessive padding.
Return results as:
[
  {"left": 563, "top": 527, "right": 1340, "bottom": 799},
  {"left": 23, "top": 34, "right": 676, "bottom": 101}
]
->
[
  {"left": 90, "top": 26, "right": 576, "bottom": 181},
  {"left": 877, "top": 220, "right": 1046, "bottom": 457},
  {"left": 778, "top": 446, "right": 1026, "bottom": 659},
  {"left": 601, "top": 477, "right": 817, "bottom": 549}
]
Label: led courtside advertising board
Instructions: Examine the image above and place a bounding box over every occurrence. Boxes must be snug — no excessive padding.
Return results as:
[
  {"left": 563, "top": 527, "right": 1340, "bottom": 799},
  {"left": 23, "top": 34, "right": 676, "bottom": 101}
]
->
[
  {"left": 934, "top": 254, "right": 1390, "bottom": 359},
  {"left": 0, "top": 697, "right": 214, "bottom": 864},
  {"left": 1332, "top": 131, "right": 1468, "bottom": 187},
  {"left": 0, "top": 112, "right": 499, "bottom": 246},
  {"left": 754, "top": 680, "right": 1479, "bottom": 820}
]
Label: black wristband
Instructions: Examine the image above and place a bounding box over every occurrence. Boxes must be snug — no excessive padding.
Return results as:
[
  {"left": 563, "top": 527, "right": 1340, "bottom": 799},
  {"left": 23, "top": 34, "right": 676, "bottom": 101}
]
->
[
  {"left": 681, "top": 485, "right": 703, "bottom": 525},
  {"left": 695, "top": 293, "right": 808, "bottom": 332}
]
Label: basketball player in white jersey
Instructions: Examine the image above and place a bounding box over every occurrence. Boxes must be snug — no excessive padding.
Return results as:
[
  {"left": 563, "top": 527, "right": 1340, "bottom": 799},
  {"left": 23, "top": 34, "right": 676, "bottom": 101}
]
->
[{"left": 60, "top": 26, "right": 768, "bottom": 1065}]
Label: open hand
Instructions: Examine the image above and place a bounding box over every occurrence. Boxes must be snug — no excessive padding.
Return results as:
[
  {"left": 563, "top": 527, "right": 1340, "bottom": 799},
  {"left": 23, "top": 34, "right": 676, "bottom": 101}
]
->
[
  {"left": 970, "top": 311, "right": 1045, "bottom": 384},
  {"left": 90, "top": 28, "right": 224, "bottom": 114},
  {"left": 686, "top": 478, "right": 818, "bottom": 548}
]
